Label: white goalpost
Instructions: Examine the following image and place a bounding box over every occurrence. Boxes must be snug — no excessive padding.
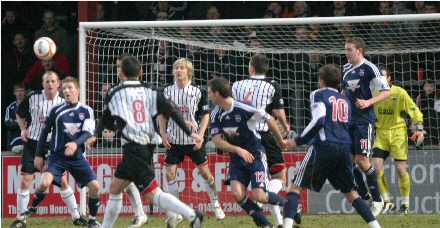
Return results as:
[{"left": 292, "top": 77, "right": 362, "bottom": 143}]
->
[{"left": 79, "top": 14, "right": 440, "bottom": 216}]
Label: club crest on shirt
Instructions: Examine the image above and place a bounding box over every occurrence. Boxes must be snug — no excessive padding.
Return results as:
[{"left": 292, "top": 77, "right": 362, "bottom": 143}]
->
[
  {"left": 63, "top": 123, "right": 81, "bottom": 135},
  {"left": 347, "top": 79, "right": 360, "bottom": 92},
  {"left": 359, "top": 69, "right": 365, "bottom": 77},
  {"left": 79, "top": 113, "right": 85, "bottom": 120},
  {"left": 234, "top": 114, "right": 241, "bottom": 122}
]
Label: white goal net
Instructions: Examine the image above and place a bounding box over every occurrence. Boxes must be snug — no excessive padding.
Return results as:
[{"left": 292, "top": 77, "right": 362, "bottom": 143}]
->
[{"left": 79, "top": 14, "right": 440, "bottom": 216}]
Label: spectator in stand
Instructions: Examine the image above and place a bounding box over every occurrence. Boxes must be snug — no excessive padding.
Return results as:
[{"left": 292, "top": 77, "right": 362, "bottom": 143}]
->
[
  {"left": 94, "top": 82, "right": 112, "bottom": 120},
  {"left": 3, "top": 32, "right": 37, "bottom": 90},
  {"left": 206, "top": 5, "right": 221, "bottom": 20},
  {"left": 99, "top": 129, "right": 121, "bottom": 148},
  {"left": 321, "top": 1, "right": 356, "bottom": 17},
  {"left": 206, "top": 47, "right": 237, "bottom": 82},
  {"left": 391, "top": 1, "right": 413, "bottom": 14},
  {"left": 292, "top": 1, "right": 311, "bottom": 18},
  {"left": 96, "top": 2, "right": 108, "bottom": 21},
  {"left": 1, "top": 8, "right": 25, "bottom": 53},
  {"left": 5, "top": 83, "right": 27, "bottom": 152},
  {"left": 295, "top": 26, "right": 311, "bottom": 45},
  {"left": 417, "top": 80, "right": 440, "bottom": 145},
  {"left": 156, "top": 10, "right": 169, "bottom": 21},
  {"left": 149, "top": 1, "right": 187, "bottom": 20},
  {"left": 414, "top": 1, "right": 425, "bottom": 14},
  {"left": 35, "top": 10, "right": 71, "bottom": 62},
  {"left": 23, "top": 53, "right": 69, "bottom": 91},
  {"left": 424, "top": 1, "right": 439, "bottom": 13},
  {"left": 266, "top": 2, "right": 283, "bottom": 18},
  {"left": 371, "top": 2, "right": 403, "bottom": 43}
]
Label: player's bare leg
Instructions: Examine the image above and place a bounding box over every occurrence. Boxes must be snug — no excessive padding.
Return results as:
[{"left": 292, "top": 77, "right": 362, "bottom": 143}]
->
[
  {"left": 198, "top": 163, "right": 225, "bottom": 220},
  {"left": 165, "top": 164, "right": 183, "bottom": 227},
  {"left": 353, "top": 155, "right": 384, "bottom": 217},
  {"left": 125, "top": 182, "right": 148, "bottom": 227},
  {"left": 268, "top": 167, "right": 288, "bottom": 227},
  {"left": 394, "top": 160, "right": 410, "bottom": 214}
]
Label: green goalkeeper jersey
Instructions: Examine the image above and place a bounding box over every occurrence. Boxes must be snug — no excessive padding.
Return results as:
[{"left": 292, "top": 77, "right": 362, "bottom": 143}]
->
[{"left": 374, "top": 85, "right": 423, "bottom": 130}]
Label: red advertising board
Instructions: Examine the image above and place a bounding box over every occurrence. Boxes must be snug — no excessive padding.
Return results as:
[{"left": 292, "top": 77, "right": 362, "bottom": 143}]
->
[{"left": 2, "top": 152, "right": 307, "bottom": 217}]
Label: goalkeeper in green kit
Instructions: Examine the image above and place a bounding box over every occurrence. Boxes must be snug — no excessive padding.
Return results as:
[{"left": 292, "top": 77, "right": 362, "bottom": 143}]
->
[{"left": 371, "top": 67, "right": 425, "bottom": 215}]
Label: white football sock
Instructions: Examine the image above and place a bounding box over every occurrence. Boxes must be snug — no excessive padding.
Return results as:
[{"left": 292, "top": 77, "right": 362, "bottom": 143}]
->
[
  {"left": 204, "top": 176, "right": 219, "bottom": 205},
  {"left": 166, "top": 179, "right": 179, "bottom": 199},
  {"left": 17, "top": 188, "right": 30, "bottom": 217},
  {"left": 125, "top": 182, "right": 146, "bottom": 217},
  {"left": 368, "top": 220, "right": 382, "bottom": 228},
  {"left": 60, "top": 187, "right": 80, "bottom": 220},
  {"left": 268, "top": 179, "right": 284, "bottom": 225},
  {"left": 153, "top": 189, "right": 196, "bottom": 221},
  {"left": 101, "top": 193, "right": 123, "bottom": 228},
  {"left": 283, "top": 218, "right": 294, "bottom": 228}
]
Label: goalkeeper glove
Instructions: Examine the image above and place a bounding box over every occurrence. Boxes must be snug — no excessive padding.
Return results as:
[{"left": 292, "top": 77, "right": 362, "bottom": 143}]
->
[{"left": 411, "top": 124, "right": 427, "bottom": 148}]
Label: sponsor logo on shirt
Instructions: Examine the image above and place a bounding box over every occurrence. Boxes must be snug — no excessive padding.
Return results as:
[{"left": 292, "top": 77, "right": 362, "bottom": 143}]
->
[{"left": 63, "top": 123, "right": 81, "bottom": 135}]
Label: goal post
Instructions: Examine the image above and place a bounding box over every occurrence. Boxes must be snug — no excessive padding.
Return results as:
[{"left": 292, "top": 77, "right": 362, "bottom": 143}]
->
[{"left": 79, "top": 14, "right": 440, "bottom": 216}]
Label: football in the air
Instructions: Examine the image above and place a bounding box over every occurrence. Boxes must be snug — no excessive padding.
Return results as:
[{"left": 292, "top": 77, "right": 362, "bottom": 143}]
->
[{"left": 33, "top": 37, "right": 57, "bottom": 60}]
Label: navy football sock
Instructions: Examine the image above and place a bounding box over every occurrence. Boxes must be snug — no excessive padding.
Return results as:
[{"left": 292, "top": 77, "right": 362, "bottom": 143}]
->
[
  {"left": 238, "top": 196, "right": 271, "bottom": 226},
  {"left": 267, "top": 191, "right": 287, "bottom": 206},
  {"left": 352, "top": 197, "right": 375, "bottom": 223},
  {"left": 365, "top": 166, "right": 382, "bottom": 202},
  {"left": 283, "top": 192, "right": 300, "bottom": 219},
  {"left": 32, "top": 188, "right": 47, "bottom": 207},
  {"left": 88, "top": 195, "right": 100, "bottom": 217},
  {"left": 353, "top": 166, "right": 370, "bottom": 200}
]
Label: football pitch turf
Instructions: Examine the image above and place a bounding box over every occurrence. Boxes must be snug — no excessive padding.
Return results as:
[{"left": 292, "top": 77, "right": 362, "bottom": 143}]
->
[{"left": 2, "top": 214, "right": 440, "bottom": 228}]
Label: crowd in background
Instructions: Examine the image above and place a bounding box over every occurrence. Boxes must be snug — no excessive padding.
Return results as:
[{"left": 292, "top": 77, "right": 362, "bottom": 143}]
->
[{"left": 2, "top": 1, "right": 440, "bottom": 151}]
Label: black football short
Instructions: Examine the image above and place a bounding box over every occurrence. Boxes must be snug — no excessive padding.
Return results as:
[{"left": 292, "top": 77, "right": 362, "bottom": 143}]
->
[
  {"left": 114, "top": 142, "right": 156, "bottom": 193},
  {"left": 259, "top": 131, "right": 286, "bottom": 174},
  {"left": 165, "top": 144, "right": 208, "bottom": 166},
  {"left": 21, "top": 139, "right": 49, "bottom": 174}
]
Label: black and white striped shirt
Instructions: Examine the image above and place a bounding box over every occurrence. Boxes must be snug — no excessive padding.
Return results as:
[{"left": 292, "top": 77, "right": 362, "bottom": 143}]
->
[
  {"left": 104, "top": 80, "right": 173, "bottom": 145},
  {"left": 232, "top": 75, "right": 284, "bottom": 132},
  {"left": 163, "top": 82, "right": 209, "bottom": 145},
  {"left": 16, "top": 90, "right": 64, "bottom": 141}
]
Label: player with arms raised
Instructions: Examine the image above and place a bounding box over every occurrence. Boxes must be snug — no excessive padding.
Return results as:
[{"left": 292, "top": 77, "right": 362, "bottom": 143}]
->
[
  {"left": 283, "top": 65, "right": 381, "bottom": 228},
  {"left": 342, "top": 37, "right": 390, "bottom": 216}
]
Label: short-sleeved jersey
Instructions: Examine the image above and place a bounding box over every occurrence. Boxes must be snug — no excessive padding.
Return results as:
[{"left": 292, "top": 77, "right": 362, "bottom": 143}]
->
[
  {"left": 163, "top": 82, "right": 209, "bottom": 145},
  {"left": 105, "top": 80, "right": 173, "bottom": 145},
  {"left": 16, "top": 90, "right": 64, "bottom": 141},
  {"left": 5, "top": 101, "right": 21, "bottom": 146},
  {"left": 42, "top": 102, "right": 95, "bottom": 161},
  {"left": 232, "top": 76, "right": 284, "bottom": 132},
  {"left": 374, "top": 85, "right": 423, "bottom": 130},
  {"left": 342, "top": 59, "right": 390, "bottom": 124},
  {"left": 296, "top": 88, "right": 352, "bottom": 146},
  {"left": 210, "top": 99, "right": 271, "bottom": 159}
]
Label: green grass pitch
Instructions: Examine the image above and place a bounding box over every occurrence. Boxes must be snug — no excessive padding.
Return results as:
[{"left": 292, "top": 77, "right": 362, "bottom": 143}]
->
[{"left": 2, "top": 214, "right": 440, "bottom": 228}]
